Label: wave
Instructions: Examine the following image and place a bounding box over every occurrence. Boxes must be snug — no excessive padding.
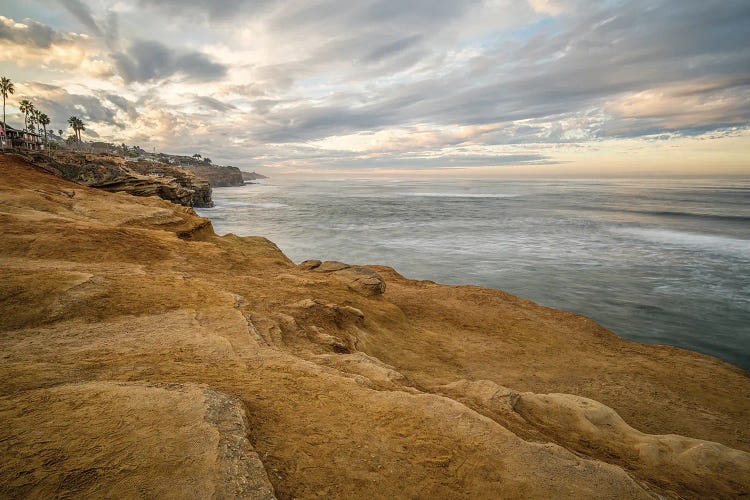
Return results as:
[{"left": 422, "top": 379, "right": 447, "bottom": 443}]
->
[
  {"left": 246, "top": 202, "right": 289, "bottom": 209},
  {"left": 402, "top": 192, "right": 520, "bottom": 199},
  {"left": 589, "top": 206, "right": 750, "bottom": 223},
  {"left": 612, "top": 227, "right": 750, "bottom": 257},
  {"left": 634, "top": 210, "right": 750, "bottom": 223}
]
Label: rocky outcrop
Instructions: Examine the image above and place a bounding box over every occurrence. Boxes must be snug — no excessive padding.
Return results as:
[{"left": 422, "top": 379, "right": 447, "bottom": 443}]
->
[
  {"left": 0, "top": 382, "right": 276, "bottom": 499},
  {"left": 184, "top": 164, "right": 245, "bottom": 187},
  {"left": 299, "top": 260, "right": 387, "bottom": 296},
  {"left": 2, "top": 154, "right": 749, "bottom": 499},
  {"left": 512, "top": 391, "right": 750, "bottom": 498},
  {"left": 19, "top": 151, "right": 213, "bottom": 207},
  {"left": 241, "top": 170, "right": 268, "bottom": 181}
]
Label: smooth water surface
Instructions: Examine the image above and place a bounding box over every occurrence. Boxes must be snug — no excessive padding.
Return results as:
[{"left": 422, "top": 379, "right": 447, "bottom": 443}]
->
[{"left": 198, "top": 177, "right": 750, "bottom": 369}]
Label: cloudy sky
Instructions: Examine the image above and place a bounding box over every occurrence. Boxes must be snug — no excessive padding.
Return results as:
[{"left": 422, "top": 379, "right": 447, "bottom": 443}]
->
[{"left": 1, "top": 0, "right": 748, "bottom": 175}]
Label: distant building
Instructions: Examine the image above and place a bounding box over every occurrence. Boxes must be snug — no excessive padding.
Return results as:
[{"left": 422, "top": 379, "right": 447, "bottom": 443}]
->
[{"left": 1, "top": 123, "right": 44, "bottom": 150}]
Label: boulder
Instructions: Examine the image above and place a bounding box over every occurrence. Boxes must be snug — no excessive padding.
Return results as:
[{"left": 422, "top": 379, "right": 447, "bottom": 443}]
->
[
  {"left": 313, "top": 261, "right": 351, "bottom": 273},
  {"left": 298, "top": 260, "right": 322, "bottom": 270},
  {"left": 333, "top": 266, "right": 386, "bottom": 296}
]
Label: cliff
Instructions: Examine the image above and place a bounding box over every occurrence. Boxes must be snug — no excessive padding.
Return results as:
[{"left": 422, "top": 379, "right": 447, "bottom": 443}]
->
[
  {"left": 242, "top": 170, "right": 269, "bottom": 181},
  {"left": 1, "top": 153, "right": 749, "bottom": 499},
  {"left": 184, "top": 164, "right": 245, "bottom": 187},
  {"left": 21, "top": 151, "right": 213, "bottom": 207}
]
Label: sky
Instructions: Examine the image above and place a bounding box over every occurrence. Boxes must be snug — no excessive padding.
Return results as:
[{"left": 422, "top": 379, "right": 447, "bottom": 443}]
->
[{"left": 0, "top": 0, "right": 749, "bottom": 176}]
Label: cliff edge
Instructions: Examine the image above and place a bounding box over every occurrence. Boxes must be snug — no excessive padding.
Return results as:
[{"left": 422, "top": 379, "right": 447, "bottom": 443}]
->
[
  {"left": 21, "top": 151, "right": 213, "bottom": 207},
  {"left": 1, "top": 154, "right": 748, "bottom": 499}
]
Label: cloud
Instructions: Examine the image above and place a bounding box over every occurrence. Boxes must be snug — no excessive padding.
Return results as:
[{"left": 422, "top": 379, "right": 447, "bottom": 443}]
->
[
  {"left": 362, "top": 35, "right": 423, "bottom": 63},
  {"left": 100, "top": 92, "right": 139, "bottom": 120},
  {"left": 57, "top": 0, "right": 120, "bottom": 49},
  {"left": 15, "top": 82, "right": 120, "bottom": 132},
  {"left": 137, "top": 0, "right": 277, "bottom": 21},
  {"left": 0, "top": 15, "right": 68, "bottom": 48},
  {"left": 5, "top": 0, "right": 750, "bottom": 171},
  {"left": 239, "top": 0, "right": 750, "bottom": 145},
  {"left": 604, "top": 78, "right": 750, "bottom": 136},
  {"left": 0, "top": 15, "right": 113, "bottom": 77},
  {"left": 527, "top": 0, "right": 574, "bottom": 15},
  {"left": 58, "top": 0, "right": 102, "bottom": 36},
  {"left": 194, "top": 95, "right": 237, "bottom": 112},
  {"left": 112, "top": 40, "right": 227, "bottom": 83}
]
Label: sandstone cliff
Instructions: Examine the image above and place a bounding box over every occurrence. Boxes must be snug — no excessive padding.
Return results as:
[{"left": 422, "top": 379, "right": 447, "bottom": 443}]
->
[
  {"left": 184, "top": 164, "right": 245, "bottom": 187},
  {"left": 21, "top": 151, "right": 213, "bottom": 207},
  {"left": 1, "top": 154, "right": 749, "bottom": 499}
]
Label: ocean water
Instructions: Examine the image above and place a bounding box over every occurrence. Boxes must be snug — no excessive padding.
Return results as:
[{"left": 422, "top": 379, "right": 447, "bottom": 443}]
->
[{"left": 197, "top": 177, "right": 750, "bottom": 370}]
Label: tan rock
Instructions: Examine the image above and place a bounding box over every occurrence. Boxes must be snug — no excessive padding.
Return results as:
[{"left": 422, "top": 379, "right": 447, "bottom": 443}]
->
[
  {"left": 313, "top": 260, "right": 351, "bottom": 272},
  {"left": 0, "top": 382, "right": 276, "bottom": 499},
  {"left": 1, "top": 154, "right": 749, "bottom": 499},
  {"left": 332, "top": 266, "right": 386, "bottom": 296},
  {"left": 297, "top": 259, "right": 321, "bottom": 270}
]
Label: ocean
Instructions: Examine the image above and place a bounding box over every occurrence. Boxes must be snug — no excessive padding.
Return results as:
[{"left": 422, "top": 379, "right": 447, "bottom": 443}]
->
[{"left": 197, "top": 176, "right": 750, "bottom": 370}]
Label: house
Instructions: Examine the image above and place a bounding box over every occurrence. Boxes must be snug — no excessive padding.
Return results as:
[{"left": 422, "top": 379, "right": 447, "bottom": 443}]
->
[{"left": 0, "top": 122, "right": 44, "bottom": 150}]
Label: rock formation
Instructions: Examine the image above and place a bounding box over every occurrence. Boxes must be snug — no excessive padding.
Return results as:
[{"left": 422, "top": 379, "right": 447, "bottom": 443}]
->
[
  {"left": 241, "top": 170, "right": 269, "bottom": 182},
  {"left": 1, "top": 153, "right": 749, "bottom": 499},
  {"left": 17, "top": 151, "right": 213, "bottom": 207},
  {"left": 302, "top": 260, "right": 387, "bottom": 296},
  {"left": 184, "top": 164, "right": 245, "bottom": 187}
]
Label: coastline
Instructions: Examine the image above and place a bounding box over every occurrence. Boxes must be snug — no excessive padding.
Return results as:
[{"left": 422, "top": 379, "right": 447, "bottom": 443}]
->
[
  {"left": 203, "top": 177, "right": 750, "bottom": 371},
  {"left": 2, "top": 153, "right": 749, "bottom": 498}
]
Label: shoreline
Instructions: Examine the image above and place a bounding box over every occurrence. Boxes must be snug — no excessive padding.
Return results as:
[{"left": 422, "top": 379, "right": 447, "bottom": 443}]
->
[
  {"left": 202, "top": 175, "right": 750, "bottom": 371},
  {"left": 2, "top": 153, "right": 749, "bottom": 498}
]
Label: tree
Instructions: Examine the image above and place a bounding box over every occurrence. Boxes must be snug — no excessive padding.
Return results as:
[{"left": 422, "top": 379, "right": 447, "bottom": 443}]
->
[
  {"left": 30, "top": 108, "right": 40, "bottom": 134},
  {"left": 67, "top": 116, "right": 86, "bottom": 142},
  {"left": 38, "top": 112, "right": 50, "bottom": 145},
  {"left": 192, "top": 153, "right": 202, "bottom": 159},
  {"left": 203, "top": 157, "right": 212, "bottom": 164},
  {"left": 19, "top": 99, "right": 33, "bottom": 132},
  {"left": 67, "top": 116, "right": 77, "bottom": 141},
  {"left": 58, "top": 129, "right": 63, "bottom": 136},
  {"left": 76, "top": 118, "right": 86, "bottom": 141},
  {"left": 0, "top": 76, "right": 14, "bottom": 148}
]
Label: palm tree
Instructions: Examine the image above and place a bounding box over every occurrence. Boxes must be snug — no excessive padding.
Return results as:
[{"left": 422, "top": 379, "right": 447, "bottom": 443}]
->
[
  {"left": 19, "top": 99, "right": 33, "bottom": 131},
  {"left": 30, "top": 108, "right": 40, "bottom": 134},
  {"left": 38, "top": 113, "right": 50, "bottom": 145},
  {"left": 77, "top": 118, "right": 85, "bottom": 142},
  {"left": 77, "top": 118, "right": 86, "bottom": 141},
  {"left": 0, "top": 76, "right": 14, "bottom": 147},
  {"left": 68, "top": 116, "right": 85, "bottom": 142},
  {"left": 68, "top": 116, "right": 78, "bottom": 141}
]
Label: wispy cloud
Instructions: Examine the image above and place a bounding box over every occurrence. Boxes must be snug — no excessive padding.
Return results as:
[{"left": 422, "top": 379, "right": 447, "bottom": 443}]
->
[{"left": 2, "top": 0, "right": 748, "bottom": 172}]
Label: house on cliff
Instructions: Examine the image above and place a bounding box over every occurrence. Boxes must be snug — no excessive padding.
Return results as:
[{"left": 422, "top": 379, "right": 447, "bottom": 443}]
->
[{"left": 1, "top": 122, "right": 43, "bottom": 150}]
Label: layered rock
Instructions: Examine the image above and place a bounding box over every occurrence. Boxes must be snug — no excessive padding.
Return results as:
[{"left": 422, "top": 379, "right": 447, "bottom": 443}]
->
[
  {"left": 300, "top": 260, "right": 387, "bottom": 296},
  {"left": 20, "top": 151, "right": 213, "bottom": 207},
  {"left": 184, "top": 164, "right": 245, "bottom": 187},
  {"left": 1, "top": 153, "right": 749, "bottom": 499},
  {"left": 0, "top": 382, "right": 275, "bottom": 499}
]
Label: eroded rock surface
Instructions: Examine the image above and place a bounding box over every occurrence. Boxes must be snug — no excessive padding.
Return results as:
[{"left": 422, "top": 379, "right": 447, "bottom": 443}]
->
[
  {"left": 184, "top": 164, "right": 245, "bottom": 187},
  {"left": 21, "top": 151, "right": 213, "bottom": 207},
  {"left": 301, "top": 260, "right": 386, "bottom": 296},
  {"left": 1, "top": 153, "right": 749, "bottom": 499},
  {"left": 0, "top": 382, "right": 276, "bottom": 499}
]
